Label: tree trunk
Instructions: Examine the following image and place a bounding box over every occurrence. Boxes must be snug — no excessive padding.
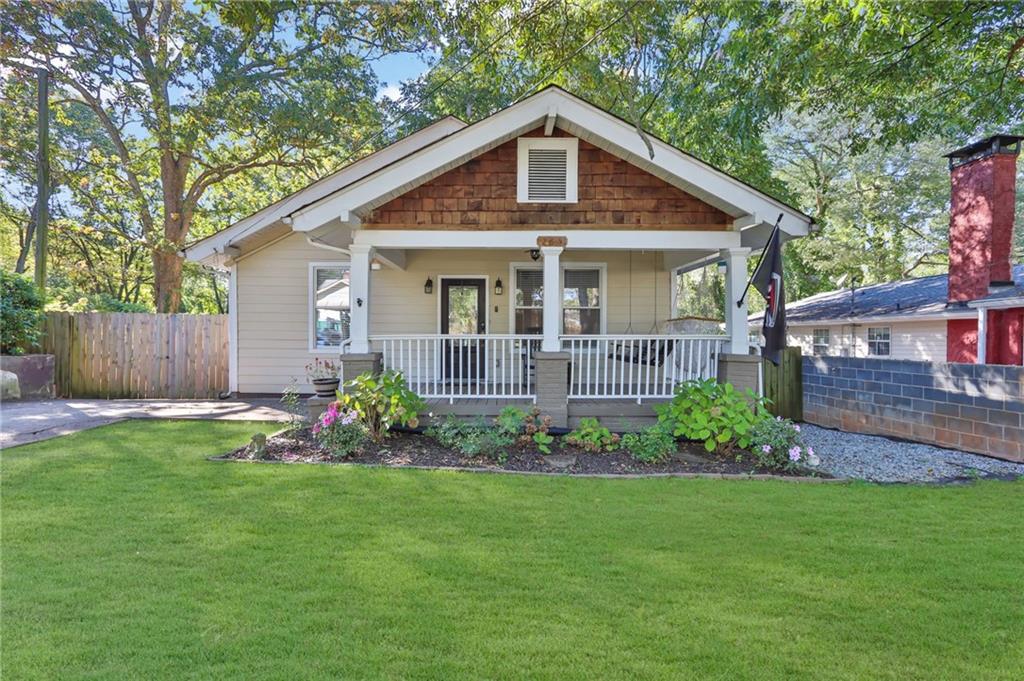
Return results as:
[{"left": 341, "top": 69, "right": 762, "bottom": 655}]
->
[
  {"left": 152, "top": 150, "right": 192, "bottom": 312},
  {"left": 153, "top": 248, "right": 184, "bottom": 312}
]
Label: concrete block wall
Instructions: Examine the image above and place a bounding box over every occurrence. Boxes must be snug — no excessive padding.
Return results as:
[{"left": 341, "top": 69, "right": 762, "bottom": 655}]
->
[{"left": 803, "top": 356, "right": 1024, "bottom": 462}]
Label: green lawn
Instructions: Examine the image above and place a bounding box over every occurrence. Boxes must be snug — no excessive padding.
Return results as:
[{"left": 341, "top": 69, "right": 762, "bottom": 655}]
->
[{"left": 2, "top": 421, "right": 1022, "bottom": 680}]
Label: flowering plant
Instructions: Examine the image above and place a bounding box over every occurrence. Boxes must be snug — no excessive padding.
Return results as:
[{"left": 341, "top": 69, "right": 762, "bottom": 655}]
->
[
  {"left": 748, "top": 416, "right": 819, "bottom": 471},
  {"left": 305, "top": 358, "right": 340, "bottom": 381},
  {"left": 312, "top": 400, "right": 366, "bottom": 458}
]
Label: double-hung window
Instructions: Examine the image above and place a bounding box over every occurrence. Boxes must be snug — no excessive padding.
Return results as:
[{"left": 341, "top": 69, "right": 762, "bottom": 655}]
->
[
  {"left": 812, "top": 328, "right": 830, "bottom": 356},
  {"left": 867, "top": 326, "right": 891, "bottom": 356},
  {"left": 562, "top": 268, "right": 601, "bottom": 334},
  {"left": 513, "top": 265, "right": 603, "bottom": 334},
  {"left": 310, "top": 264, "right": 351, "bottom": 351}
]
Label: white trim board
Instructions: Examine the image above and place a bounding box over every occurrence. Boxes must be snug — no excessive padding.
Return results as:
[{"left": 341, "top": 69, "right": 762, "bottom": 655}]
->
[{"left": 353, "top": 229, "right": 742, "bottom": 251}]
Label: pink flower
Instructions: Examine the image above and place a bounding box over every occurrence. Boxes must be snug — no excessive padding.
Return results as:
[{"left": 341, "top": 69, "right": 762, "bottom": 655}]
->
[
  {"left": 806, "top": 446, "right": 814, "bottom": 457},
  {"left": 793, "top": 424, "right": 801, "bottom": 432},
  {"left": 788, "top": 446, "right": 801, "bottom": 462},
  {"left": 761, "top": 444, "right": 772, "bottom": 454}
]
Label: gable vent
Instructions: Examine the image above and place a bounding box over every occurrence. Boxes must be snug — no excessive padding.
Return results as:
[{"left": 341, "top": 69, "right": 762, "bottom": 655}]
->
[
  {"left": 517, "top": 137, "right": 578, "bottom": 203},
  {"left": 527, "top": 148, "right": 568, "bottom": 201}
]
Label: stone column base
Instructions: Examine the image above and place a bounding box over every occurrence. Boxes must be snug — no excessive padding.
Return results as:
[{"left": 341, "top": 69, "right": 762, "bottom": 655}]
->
[
  {"left": 717, "top": 352, "right": 761, "bottom": 396},
  {"left": 533, "top": 351, "right": 570, "bottom": 427},
  {"left": 340, "top": 352, "right": 383, "bottom": 387},
  {"left": 306, "top": 396, "right": 333, "bottom": 424}
]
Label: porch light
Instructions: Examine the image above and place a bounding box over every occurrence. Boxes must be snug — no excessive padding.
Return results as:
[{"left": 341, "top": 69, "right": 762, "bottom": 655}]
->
[
  {"left": 717, "top": 260, "right": 727, "bottom": 275},
  {"left": 494, "top": 278, "right": 503, "bottom": 295},
  {"left": 424, "top": 277, "right": 433, "bottom": 294}
]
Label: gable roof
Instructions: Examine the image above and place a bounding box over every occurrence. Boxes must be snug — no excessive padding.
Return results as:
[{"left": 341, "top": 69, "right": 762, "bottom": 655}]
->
[
  {"left": 753, "top": 264, "right": 1024, "bottom": 325},
  {"left": 184, "top": 115, "right": 467, "bottom": 266},
  {"left": 186, "top": 85, "right": 813, "bottom": 267}
]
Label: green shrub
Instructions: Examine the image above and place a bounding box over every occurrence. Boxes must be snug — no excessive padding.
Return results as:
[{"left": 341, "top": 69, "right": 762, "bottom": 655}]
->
[
  {"left": 495, "top": 406, "right": 527, "bottom": 438},
  {"left": 338, "top": 370, "right": 425, "bottom": 442},
  {"left": 656, "top": 379, "right": 769, "bottom": 454},
  {"left": 622, "top": 426, "right": 677, "bottom": 463},
  {"left": 1, "top": 270, "right": 45, "bottom": 355},
  {"left": 312, "top": 401, "right": 367, "bottom": 458},
  {"left": 748, "top": 417, "right": 818, "bottom": 471},
  {"left": 426, "top": 415, "right": 514, "bottom": 461},
  {"left": 565, "top": 417, "right": 620, "bottom": 453}
]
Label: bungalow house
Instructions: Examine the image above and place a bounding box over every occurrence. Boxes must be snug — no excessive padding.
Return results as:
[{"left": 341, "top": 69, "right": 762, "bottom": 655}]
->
[
  {"left": 756, "top": 134, "right": 1024, "bottom": 367},
  {"left": 185, "top": 86, "right": 813, "bottom": 425}
]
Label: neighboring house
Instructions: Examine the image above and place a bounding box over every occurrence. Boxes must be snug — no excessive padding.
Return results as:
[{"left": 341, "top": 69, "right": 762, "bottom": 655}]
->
[
  {"left": 754, "top": 134, "right": 1024, "bottom": 367},
  {"left": 769, "top": 264, "right": 1023, "bottom": 361},
  {"left": 185, "top": 86, "right": 812, "bottom": 423}
]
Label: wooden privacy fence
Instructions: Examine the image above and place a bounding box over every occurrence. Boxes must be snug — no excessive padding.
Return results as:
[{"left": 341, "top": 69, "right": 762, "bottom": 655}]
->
[
  {"left": 41, "top": 312, "right": 229, "bottom": 399},
  {"left": 763, "top": 346, "right": 803, "bottom": 420}
]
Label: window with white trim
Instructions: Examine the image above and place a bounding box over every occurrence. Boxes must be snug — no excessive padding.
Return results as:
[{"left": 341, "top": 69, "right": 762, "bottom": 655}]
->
[
  {"left": 517, "top": 137, "right": 578, "bottom": 203},
  {"left": 514, "top": 269, "right": 544, "bottom": 334},
  {"left": 311, "top": 264, "right": 351, "bottom": 350},
  {"left": 513, "top": 265, "right": 603, "bottom": 334},
  {"left": 812, "top": 328, "right": 830, "bottom": 356},
  {"left": 562, "top": 268, "right": 601, "bottom": 335},
  {"left": 867, "top": 326, "right": 890, "bottom": 356}
]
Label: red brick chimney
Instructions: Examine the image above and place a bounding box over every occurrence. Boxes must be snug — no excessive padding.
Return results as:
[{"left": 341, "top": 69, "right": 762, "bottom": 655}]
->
[{"left": 945, "top": 134, "right": 1022, "bottom": 303}]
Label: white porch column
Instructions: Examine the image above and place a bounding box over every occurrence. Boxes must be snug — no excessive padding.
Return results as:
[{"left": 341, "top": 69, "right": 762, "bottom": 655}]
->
[
  {"left": 541, "top": 245, "right": 563, "bottom": 352},
  {"left": 348, "top": 243, "right": 374, "bottom": 354},
  {"left": 722, "top": 247, "right": 752, "bottom": 355},
  {"left": 977, "top": 307, "right": 987, "bottom": 364}
]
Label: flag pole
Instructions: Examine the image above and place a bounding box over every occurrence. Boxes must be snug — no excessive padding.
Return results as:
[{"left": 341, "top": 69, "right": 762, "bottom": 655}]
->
[{"left": 736, "top": 213, "right": 783, "bottom": 308}]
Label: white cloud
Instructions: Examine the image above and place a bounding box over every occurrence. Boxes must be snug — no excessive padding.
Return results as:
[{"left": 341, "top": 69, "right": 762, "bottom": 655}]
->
[{"left": 379, "top": 85, "right": 402, "bottom": 102}]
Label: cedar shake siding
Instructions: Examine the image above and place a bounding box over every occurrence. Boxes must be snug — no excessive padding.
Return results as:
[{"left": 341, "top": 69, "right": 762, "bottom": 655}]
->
[{"left": 363, "top": 128, "right": 730, "bottom": 230}]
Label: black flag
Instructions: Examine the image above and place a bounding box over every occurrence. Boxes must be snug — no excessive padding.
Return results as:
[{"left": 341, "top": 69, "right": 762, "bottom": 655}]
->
[{"left": 750, "top": 220, "right": 786, "bottom": 365}]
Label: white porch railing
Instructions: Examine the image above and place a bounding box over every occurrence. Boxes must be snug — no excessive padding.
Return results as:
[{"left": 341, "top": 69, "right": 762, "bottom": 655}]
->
[
  {"left": 370, "top": 334, "right": 541, "bottom": 400},
  {"left": 358, "top": 333, "right": 726, "bottom": 402},
  {"left": 562, "top": 334, "right": 726, "bottom": 400}
]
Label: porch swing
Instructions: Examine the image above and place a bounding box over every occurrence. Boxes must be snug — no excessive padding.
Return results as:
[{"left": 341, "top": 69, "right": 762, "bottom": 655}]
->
[{"left": 608, "top": 252, "right": 676, "bottom": 367}]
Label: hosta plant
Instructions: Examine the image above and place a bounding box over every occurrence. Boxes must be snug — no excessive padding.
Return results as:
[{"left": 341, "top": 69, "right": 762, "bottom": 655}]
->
[{"left": 656, "top": 379, "right": 769, "bottom": 455}]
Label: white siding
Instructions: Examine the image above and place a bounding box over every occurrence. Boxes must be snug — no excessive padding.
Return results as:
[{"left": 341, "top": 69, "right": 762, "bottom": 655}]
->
[
  {"left": 235, "top": 235, "right": 674, "bottom": 394},
  {"left": 787, "top": 320, "right": 949, "bottom": 361}
]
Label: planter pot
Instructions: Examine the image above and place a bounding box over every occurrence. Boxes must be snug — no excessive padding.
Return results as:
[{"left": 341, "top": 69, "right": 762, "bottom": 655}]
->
[{"left": 311, "top": 378, "right": 340, "bottom": 398}]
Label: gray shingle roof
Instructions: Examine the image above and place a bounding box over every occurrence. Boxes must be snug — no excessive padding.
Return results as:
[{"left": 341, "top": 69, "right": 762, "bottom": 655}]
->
[{"left": 750, "top": 264, "right": 1024, "bottom": 323}]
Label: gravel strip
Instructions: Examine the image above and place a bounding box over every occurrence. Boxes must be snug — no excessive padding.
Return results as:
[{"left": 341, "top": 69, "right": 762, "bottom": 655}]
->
[{"left": 800, "top": 424, "right": 1024, "bottom": 483}]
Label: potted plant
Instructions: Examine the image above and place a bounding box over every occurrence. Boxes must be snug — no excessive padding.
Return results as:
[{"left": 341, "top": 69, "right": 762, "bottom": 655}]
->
[{"left": 305, "top": 358, "right": 341, "bottom": 397}]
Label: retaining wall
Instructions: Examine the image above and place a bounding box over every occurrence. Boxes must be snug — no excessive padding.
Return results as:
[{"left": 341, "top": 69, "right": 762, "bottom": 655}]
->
[{"left": 803, "top": 356, "right": 1024, "bottom": 462}]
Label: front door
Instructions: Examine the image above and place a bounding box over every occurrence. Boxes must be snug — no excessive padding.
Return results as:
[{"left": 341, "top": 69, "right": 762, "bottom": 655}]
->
[{"left": 441, "top": 278, "right": 487, "bottom": 382}]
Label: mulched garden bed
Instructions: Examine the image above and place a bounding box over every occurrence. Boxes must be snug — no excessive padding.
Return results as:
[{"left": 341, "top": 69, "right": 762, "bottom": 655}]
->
[{"left": 217, "top": 427, "right": 831, "bottom": 478}]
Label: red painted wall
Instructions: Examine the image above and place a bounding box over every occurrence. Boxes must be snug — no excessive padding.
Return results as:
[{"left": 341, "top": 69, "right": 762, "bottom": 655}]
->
[
  {"left": 947, "top": 319, "right": 978, "bottom": 363},
  {"left": 946, "top": 310, "right": 1024, "bottom": 366}
]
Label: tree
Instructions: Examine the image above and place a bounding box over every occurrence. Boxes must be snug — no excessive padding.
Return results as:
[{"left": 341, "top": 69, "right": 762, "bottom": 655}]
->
[{"left": 2, "top": 0, "right": 424, "bottom": 310}]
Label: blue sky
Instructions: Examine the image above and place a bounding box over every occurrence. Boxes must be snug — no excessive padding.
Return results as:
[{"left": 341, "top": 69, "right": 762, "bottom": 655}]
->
[{"left": 372, "top": 52, "right": 433, "bottom": 100}]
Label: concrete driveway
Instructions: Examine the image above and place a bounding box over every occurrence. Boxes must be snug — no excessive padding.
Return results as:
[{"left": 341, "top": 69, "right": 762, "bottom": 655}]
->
[{"left": 0, "top": 399, "right": 291, "bottom": 448}]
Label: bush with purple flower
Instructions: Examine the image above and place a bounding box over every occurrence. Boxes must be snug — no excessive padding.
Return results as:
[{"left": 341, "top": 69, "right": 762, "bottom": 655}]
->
[
  {"left": 749, "top": 416, "right": 819, "bottom": 471},
  {"left": 312, "top": 400, "right": 366, "bottom": 458}
]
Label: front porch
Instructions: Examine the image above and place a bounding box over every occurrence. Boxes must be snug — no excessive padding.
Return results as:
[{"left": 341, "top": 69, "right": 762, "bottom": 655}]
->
[{"left": 328, "top": 230, "right": 760, "bottom": 426}]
